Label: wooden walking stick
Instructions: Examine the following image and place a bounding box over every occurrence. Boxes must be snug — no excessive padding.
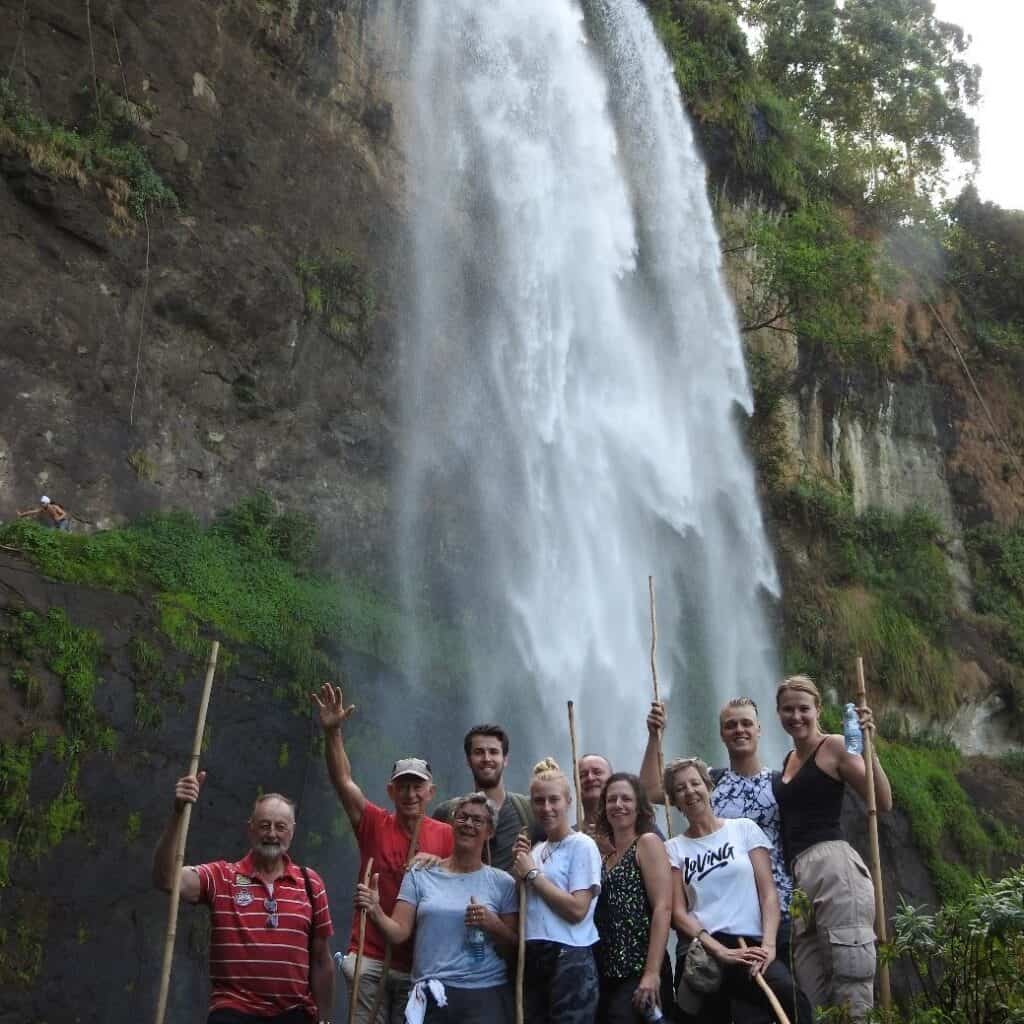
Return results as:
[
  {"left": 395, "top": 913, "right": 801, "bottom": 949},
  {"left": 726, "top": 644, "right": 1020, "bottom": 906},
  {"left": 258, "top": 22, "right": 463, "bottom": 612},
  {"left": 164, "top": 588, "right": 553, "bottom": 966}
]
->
[
  {"left": 648, "top": 576, "right": 673, "bottom": 838},
  {"left": 348, "top": 858, "right": 375, "bottom": 1024},
  {"left": 567, "top": 700, "right": 584, "bottom": 830},
  {"left": 515, "top": 827, "right": 529, "bottom": 1024},
  {"left": 154, "top": 640, "right": 220, "bottom": 1024},
  {"left": 366, "top": 816, "right": 424, "bottom": 1023},
  {"left": 856, "top": 656, "right": 892, "bottom": 1011},
  {"left": 737, "top": 938, "right": 791, "bottom": 1024}
]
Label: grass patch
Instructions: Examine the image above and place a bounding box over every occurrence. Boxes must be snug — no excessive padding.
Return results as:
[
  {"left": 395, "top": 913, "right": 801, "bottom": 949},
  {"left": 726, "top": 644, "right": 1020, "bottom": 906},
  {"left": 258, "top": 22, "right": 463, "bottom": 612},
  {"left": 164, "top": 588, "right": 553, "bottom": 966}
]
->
[
  {"left": 298, "top": 250, "right": 377, "bottom": 362},
  {"left": 880, "top": 738, "right": 991, "bottom": 899},
  {"left": 0, "top": 498, "right": 464, "bottom": 696},
  {"left": 125, "top": 812, "right": 142, "bottom": 843},
  {"left": 0, "top": 77, "right": 177, "bottom": 222},
  {"left": 776, "top": 477, "right": 957, "bottom": 713},
  {"left": 966, "top": 521, "right": 1024, "bottom": 666},
  {"left": 0, "top": 609, "right": 110, "bottom": 884}
]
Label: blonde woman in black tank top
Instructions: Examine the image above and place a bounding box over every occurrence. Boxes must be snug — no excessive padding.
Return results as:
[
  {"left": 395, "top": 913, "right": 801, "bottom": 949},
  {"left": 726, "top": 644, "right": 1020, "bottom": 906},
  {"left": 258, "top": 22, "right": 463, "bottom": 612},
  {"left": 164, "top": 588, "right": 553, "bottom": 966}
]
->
[{"left": 773, "top": 675, "right": 893, "bottom": 1022}]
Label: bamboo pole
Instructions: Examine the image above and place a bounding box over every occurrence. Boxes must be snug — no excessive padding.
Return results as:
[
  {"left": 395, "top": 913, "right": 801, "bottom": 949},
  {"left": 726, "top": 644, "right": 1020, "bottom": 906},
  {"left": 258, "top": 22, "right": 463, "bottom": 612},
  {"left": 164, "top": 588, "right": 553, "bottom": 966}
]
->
[
  {"left": 855, "top": 657, "right": 892, "bottom": 1011},
  {"left": 515, "top": 828, "right": 528, "bottom": 1024},
  {"left": 737, "top": 937, "right": 791, "bottom": 1024},
  {"left": 348, "top": 858, "right": 375, "bottom": 1024},
  {"left": 648, "top": 577, "right": 673, "bottom": 838},
  {"left": 154, "top": 640, "right": 220, "bottom": 1024},
  {"left": 567, "top": 700, "right": 584, "bottom": 830},
  {"left": 366, "top": 816, "right": 424, "bottom": 1023}
]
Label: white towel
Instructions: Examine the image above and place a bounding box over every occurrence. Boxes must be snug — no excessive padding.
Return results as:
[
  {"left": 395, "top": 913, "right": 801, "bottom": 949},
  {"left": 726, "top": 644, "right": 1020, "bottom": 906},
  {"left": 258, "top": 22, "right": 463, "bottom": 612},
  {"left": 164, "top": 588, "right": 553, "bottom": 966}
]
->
[{"left": 404, "top": 979, "right": 447, "bottom": 1024}]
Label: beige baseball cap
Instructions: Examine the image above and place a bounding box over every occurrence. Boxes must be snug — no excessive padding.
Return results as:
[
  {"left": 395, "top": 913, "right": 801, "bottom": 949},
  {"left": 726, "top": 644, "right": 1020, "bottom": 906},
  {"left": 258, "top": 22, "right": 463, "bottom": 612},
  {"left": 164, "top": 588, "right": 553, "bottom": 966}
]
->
[{"left": 390, "top": 757, "right": 432, "bottom": 781}]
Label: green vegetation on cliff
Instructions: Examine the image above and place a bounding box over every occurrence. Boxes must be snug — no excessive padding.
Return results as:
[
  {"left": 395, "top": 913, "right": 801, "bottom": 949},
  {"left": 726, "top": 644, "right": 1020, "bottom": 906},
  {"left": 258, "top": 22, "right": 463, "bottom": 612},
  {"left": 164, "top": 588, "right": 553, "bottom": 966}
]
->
[
  {"left": 0, "top": 494, "right": 461, "bottom": 694},
  {"left": 0, "top": 77, "right": 177, "bottom": 222},
  {"left": 648, "top": 0, "right": 996, "bottom": 369},
  {"left": 774, "top": 476, "right": 956, "bottom": 712}
]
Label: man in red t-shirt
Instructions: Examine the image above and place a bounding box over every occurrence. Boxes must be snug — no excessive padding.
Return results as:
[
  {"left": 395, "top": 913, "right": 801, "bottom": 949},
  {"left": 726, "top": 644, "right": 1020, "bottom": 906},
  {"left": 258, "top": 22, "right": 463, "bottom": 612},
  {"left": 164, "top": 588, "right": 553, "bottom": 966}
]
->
[
  {"left": 153, "top": 775, "right": 335, "bottom": 1023},
  {"left": 311, "top": 683, "right": 453, "bottom": 1024}
]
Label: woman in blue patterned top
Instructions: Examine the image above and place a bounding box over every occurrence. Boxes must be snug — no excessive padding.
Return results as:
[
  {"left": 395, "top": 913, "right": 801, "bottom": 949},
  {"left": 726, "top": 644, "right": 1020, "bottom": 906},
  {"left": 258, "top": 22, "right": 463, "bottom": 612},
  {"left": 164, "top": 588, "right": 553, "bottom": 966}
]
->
[{"left": 593, "top": 773, "right": 672, "bottom": 1023}]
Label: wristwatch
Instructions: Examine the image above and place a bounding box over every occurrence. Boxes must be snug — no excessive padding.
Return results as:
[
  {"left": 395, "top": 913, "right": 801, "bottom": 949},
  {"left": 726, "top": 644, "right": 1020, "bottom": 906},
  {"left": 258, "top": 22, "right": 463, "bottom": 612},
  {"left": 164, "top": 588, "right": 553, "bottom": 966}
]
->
[{"left": 524, "top": 868, "right": 541, "bottom": 884}]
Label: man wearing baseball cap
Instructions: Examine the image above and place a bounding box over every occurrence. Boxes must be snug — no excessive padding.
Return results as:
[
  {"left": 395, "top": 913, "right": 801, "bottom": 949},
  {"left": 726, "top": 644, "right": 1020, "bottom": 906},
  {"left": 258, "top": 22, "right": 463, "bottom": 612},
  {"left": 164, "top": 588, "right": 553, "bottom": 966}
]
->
[
  {"left": 311, "top": 683, "right": 453, "bottom": 1024},
  {"left": 17, "top": 495, "right": 70, "bottom": 530}
]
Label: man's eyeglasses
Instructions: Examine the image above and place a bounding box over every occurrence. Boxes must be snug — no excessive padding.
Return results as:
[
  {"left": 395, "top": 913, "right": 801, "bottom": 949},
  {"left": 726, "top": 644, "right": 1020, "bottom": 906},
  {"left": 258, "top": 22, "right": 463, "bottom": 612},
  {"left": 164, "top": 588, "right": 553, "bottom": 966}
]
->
[
  {"left": 265, "top": 898, "right": 279, "bottom": 928},
  {"left": 453, "top": 813, "right": 489, "bottom": 830}
]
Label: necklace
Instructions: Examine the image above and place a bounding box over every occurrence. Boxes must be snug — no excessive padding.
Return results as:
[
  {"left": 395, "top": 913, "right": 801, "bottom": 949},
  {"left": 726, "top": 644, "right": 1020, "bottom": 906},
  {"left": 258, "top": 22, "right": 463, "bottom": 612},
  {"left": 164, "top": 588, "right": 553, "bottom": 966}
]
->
[{"left": 540, "top": 838, "right": 564, "bottom": 863}]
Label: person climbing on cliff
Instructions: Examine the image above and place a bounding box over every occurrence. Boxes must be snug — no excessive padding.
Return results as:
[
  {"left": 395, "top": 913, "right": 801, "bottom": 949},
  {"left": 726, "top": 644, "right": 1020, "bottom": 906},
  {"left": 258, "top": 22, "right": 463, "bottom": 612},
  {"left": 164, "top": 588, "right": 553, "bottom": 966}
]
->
[
  {"left": 17, "top": 495, "right": 70, "bottom": 531},
  {"left": 640, "top": 697, "right": 794, "bottom": 963},
  {"left": 433, "top": 723, "right": 543, "bottom": 872},
  {"left": 152, "top": 774, "right": 336, "bottom": 1023},
  {"left": 311, "top": 681, "right": 454, "bottom": 1024}
]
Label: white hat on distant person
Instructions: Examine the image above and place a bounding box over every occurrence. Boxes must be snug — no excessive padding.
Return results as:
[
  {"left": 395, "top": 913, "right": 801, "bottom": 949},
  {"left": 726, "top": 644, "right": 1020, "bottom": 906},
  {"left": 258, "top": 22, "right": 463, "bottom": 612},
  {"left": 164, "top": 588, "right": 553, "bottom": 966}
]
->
[{"left": 40, "top": 496, "right": 50, "bottom": 505}]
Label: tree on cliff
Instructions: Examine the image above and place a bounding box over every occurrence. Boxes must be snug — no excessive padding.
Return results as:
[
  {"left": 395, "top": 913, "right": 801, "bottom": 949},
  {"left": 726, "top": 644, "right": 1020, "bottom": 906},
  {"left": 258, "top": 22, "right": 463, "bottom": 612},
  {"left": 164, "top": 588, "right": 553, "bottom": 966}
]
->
[
  {"left": 734, "top": 0, "right": 980, "bottom": 209},
  {"left": 946, "top": 185, "right": 1024, "bottom": 349}
]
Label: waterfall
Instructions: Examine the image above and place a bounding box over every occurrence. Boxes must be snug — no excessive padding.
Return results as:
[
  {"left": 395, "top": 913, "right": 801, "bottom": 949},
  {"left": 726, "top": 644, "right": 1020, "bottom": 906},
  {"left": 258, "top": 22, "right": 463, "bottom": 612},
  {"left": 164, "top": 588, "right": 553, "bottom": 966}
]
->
[{"left": 396, "top": 0, "right": 784, "bottom": 769}]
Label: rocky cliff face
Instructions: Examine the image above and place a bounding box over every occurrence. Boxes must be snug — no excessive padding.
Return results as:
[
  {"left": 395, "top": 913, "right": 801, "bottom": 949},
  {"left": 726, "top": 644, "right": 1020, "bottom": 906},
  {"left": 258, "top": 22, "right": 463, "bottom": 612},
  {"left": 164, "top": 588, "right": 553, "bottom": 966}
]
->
[
  {"left": 0, "top": 0, "right": 409, "bottom": 583},
  {"left": 3, "top": 2, "right": 1024, "bottom": 1021}
]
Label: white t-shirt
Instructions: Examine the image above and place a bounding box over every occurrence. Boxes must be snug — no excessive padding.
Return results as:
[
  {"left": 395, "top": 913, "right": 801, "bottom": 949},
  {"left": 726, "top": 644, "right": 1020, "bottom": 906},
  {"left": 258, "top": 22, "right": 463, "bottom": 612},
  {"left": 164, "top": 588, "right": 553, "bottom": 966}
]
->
[
  {"left": 524, "top": 830, "right": 602, "bottom": 947},
  {"left": 664, "top": 817, "right": 771, "bottom": 938}
]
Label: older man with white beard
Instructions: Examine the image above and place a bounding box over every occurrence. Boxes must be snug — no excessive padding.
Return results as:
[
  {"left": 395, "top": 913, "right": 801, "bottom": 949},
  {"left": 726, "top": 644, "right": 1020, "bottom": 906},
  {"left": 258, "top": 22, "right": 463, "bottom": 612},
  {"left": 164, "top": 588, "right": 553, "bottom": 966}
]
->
[{"left": 153, "top": 774, "right": 335, "bottom": 1023}]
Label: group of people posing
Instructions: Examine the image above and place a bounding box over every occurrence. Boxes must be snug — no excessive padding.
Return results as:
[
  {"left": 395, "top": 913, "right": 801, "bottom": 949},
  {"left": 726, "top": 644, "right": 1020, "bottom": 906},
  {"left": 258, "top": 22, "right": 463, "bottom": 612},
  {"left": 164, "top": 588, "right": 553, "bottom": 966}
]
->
[{"left": 154, "top": 673, "right": 892, "bottom": 1024}]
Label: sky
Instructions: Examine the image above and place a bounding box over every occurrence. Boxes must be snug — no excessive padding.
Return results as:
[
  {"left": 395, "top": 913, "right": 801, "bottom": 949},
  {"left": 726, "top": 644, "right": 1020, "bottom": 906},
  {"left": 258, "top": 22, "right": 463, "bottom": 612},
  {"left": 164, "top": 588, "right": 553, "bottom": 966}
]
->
[{"left": 931, "top": 0, "right": 1024, "bottom": 210}]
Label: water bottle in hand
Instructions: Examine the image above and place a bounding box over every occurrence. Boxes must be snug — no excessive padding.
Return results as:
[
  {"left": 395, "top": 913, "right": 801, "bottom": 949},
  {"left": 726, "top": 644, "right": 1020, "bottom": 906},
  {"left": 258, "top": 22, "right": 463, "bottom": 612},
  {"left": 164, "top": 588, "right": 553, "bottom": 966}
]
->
[
  {"left": 466, "top": 925, "right": 486, "bottom": 960},
  {"left": 466, "top": 897, "right": 486, "bottom": 961},
  {"left": 642, "top": 1004, "right": 664, "bottom": 1022},
  {"left": 843, "top": 702, "right": 863, "bottom": 755}
]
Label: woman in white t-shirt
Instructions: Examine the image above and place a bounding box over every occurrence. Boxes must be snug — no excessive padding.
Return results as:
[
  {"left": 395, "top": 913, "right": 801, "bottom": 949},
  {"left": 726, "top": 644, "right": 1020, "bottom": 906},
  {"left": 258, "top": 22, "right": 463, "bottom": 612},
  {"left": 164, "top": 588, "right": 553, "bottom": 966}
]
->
[
  {"left": 512, "top": 758, "right": 602, "bottom": 1024},
  {"left": 663, "top": 757, "right": 812, "bottom": 1024}
]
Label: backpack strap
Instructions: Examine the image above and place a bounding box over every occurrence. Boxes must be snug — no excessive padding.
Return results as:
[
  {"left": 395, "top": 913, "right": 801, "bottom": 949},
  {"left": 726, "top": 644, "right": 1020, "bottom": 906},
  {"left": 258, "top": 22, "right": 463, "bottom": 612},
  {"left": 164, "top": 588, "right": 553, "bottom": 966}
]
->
[
  {"left": 508, "top": 792, "right": 532, "bottom": 829},
  {"left": 300, "top": 866, "right": 316, "bottom": 961}
]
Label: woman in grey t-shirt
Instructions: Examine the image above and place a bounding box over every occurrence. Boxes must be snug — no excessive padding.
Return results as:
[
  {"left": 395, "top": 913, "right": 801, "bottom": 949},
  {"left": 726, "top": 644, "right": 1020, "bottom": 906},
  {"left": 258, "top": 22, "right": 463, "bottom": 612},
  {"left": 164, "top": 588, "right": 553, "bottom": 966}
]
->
[{"left": 356, "top": 792, "right": 519, "bottom": 1023}]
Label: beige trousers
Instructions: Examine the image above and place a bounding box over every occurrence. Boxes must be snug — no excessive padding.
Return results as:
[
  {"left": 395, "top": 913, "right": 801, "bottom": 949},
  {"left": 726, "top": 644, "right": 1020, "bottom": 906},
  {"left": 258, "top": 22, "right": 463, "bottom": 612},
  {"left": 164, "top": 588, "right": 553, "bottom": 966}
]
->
[
  {"left": 339, "top": 951, "right": 412, "bottom": 1024},
  {"left": 791, "top": 840, "right": 876, "bottom": 1021}
]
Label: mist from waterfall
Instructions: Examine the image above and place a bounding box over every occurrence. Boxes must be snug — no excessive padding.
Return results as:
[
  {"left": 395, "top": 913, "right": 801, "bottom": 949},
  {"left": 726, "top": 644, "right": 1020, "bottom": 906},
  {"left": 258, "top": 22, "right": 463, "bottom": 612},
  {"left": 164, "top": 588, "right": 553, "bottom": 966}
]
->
[{"left": 397, "top": 0, "right": 785, "bottom": 770}]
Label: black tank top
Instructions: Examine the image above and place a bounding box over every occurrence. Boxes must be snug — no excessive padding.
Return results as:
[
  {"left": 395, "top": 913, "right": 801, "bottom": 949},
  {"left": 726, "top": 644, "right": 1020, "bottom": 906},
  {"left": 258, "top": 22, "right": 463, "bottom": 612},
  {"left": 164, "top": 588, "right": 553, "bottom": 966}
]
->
[{"left": 774, "top": 738, "right": 845, "bottom": 867}]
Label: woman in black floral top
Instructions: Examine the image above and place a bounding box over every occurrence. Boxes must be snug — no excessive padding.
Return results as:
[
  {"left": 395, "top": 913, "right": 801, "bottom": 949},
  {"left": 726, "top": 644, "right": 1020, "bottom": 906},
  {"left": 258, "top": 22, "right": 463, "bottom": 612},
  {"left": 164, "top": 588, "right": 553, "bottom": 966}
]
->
[{"left": 594, "top": 773, "right": 672, "bottom": 1023}]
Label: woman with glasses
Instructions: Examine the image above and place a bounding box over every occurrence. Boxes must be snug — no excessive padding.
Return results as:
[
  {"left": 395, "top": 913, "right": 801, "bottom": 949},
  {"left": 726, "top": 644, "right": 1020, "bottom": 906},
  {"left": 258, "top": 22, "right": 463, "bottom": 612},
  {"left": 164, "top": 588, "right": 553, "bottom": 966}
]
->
[
  {"left": 511, "top": 758, "right": 602, "bottom": 1024},
  {"left": 594, "top": 773, "right": 672, "bottom": 1023},
  {"left": 355, "top": 792, "right": 519, "bottom": 1023},
  {"left": 664, "top": 757, "right": 812, "bottom": 1024}
]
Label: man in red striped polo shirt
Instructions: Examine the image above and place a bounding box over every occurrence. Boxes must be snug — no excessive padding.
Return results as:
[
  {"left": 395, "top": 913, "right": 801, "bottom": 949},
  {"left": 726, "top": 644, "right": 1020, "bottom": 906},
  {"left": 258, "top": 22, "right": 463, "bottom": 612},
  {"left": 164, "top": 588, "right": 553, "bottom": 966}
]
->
[{"left": 153, "top": 774, "right": 336, "bottom": 1023}]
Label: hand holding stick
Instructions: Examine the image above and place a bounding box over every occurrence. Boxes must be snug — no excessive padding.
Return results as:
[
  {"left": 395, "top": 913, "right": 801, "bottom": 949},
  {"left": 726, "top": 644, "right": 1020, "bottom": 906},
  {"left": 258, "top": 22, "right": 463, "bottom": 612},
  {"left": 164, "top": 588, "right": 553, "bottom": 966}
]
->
[
  {"left": 648, "top": 577, "right": 673, "bottom": 837},
  {"left": 855, "top": 657, "right": 892, "bottom": 1011},
  {"left": 515, "top": 828, "right": 528, "bottom": 1024},
  {"left": 154, "top": 640, "right": 220, "bottom": 1024},
  {"left": 348, "top": 859, "right": 376, "bottom": 1024},
  {"left": 737, "top": 937, "right": 790, "bottom": 1024},
  {"left": 366, "top": 815, "right": 424, "bottom": 1023},
  {"left": 567, "top": 701, "right": 584, "bottom": 830}
]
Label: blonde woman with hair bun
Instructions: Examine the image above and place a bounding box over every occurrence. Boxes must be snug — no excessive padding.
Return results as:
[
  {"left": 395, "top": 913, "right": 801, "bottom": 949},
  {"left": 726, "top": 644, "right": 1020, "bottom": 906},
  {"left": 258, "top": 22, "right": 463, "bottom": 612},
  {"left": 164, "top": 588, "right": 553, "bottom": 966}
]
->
[
  {"left": 774, "top": 674, "right": 893, "bottom": 1021},
  {"left": 511, "top": 759, "right": 601, "bottom": 1024}
]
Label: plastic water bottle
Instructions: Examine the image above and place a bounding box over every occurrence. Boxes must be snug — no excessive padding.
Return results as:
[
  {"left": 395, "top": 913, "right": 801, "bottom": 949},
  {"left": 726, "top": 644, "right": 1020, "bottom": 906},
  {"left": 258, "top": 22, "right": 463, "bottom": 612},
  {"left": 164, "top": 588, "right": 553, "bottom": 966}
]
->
[
  {"left": 843, "top": 703, "right": 863, "bottom": 755},
  {"left": 333, "top": 951, "right": 345, "bottom": 973},
  {"left": 642, "top": 1005, "right": 664, "bottom": 1022},
  {"left": 466, "top": 925, "right": 486, "bottom": 961}
]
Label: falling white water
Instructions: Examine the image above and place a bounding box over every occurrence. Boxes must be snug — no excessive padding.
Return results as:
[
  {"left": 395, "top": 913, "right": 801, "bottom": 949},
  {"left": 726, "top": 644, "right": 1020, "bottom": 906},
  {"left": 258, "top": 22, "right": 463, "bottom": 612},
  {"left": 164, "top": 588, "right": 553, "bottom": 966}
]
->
[{"left": 397, "top": 0, "right": 785, "bottom": 769}]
